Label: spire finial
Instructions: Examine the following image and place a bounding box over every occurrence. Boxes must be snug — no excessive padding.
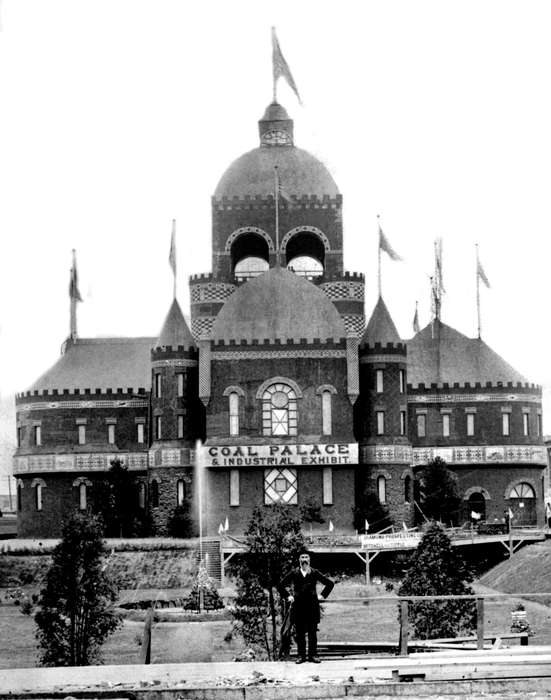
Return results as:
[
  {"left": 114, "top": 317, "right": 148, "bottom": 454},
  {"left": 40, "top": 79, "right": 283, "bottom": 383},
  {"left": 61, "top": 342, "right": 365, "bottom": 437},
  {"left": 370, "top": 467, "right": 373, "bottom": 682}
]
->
[
  {"left": 169, "top": 219, "right": 177, "bottom": 299},
  {"left": 69, "top": 248, "right": 83, "bottom": 341}
]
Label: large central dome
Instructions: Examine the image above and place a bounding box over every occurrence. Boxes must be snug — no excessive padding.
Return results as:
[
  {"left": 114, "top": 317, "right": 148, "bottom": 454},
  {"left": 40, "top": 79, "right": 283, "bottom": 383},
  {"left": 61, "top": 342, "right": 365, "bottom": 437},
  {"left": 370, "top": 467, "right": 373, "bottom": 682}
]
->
[
  {"left": 213, "top": 103, "right": 339, "bottom": 199},
  {"left": 211, "top": 267, "right": 346, "bottom": 343}
]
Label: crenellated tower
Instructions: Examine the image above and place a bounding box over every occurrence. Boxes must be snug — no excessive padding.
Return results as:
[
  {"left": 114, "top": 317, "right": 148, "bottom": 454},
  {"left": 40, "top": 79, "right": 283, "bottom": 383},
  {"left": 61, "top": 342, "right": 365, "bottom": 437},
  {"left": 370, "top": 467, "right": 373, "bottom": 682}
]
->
[
  {"left": 356, "top": 297, "right": 414, "bottom": 527},
  {"left": 148, "top": 299, "right": 202, "bottom": 535}
]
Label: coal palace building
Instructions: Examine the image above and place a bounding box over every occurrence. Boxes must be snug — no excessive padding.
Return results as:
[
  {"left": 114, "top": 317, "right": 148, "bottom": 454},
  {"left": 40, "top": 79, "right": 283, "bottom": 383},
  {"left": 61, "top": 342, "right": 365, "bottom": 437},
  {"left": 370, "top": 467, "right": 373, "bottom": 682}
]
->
[{"left": 13, "top": 102, "right": 547, "bottom": 537}]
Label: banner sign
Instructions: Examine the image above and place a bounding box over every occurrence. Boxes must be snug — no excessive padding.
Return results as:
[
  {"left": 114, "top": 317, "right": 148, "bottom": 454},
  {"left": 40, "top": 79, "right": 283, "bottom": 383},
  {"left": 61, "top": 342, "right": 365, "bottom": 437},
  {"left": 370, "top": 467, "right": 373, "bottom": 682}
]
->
[{"left": 204, "top": 443, "right": 358, "bottom": 468}]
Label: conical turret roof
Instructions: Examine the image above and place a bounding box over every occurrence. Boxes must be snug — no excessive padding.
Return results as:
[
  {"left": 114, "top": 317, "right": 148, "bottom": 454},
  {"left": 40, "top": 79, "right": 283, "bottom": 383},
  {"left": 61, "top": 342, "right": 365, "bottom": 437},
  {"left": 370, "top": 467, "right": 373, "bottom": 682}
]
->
[
  {"left": 362, "top": 296, "right": 401, "bottom": 346},
  {"left": 156, "top": 299, "right": 195, "bottom": 349}
]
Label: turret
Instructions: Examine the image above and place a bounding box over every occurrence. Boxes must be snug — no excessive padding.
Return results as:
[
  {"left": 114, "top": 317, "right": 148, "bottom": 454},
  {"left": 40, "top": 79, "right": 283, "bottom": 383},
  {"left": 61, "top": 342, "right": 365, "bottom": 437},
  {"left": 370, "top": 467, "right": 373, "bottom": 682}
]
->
[
  {"left": 356, "top": 297, "right": 414, "bottom": 527},
  {"left": 149, "top": 299, "right": 201, "bottom": 535}
]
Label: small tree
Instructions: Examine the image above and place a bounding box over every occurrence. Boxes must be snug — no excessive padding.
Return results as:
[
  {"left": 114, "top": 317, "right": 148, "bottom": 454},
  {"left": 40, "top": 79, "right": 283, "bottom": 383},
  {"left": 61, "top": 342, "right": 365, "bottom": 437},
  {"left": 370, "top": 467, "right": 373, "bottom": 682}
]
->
[
  {"left": 352, "top": 492, "right": 392, "bottom": 532},
  {"left": 416, "top": 457, "right": 460, "bottom": 526},
  {"left": 167, "top": 501, "right": 196, "bottom": 538},
  {"left": 231, "top": 503, "right": 304, "bottom": 659},
  {"left": 398, "top": 522, "right": 476, "bottom": 639},
  {"left": 35, "top": 511, "right": 121, "bottom": 666}
]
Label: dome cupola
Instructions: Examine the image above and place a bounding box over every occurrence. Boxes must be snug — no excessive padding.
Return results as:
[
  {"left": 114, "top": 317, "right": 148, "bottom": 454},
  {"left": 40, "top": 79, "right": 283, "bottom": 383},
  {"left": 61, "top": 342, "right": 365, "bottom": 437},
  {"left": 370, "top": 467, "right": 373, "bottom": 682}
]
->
[{"left": 258, "top": 102, "right": 294, "bottom": 146}]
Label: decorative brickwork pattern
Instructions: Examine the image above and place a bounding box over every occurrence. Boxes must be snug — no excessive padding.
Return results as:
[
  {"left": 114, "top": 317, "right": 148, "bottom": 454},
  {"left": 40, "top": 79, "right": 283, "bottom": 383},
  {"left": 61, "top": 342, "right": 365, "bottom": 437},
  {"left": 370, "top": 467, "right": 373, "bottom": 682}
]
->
[
  {"left": 360, "top": 445, "right": 413, "bottom": 464},
  {"left": 409, "top": 392, "right": 541, "bottom": 404},
  {"left": 190, "top": 283, "right": 236, "bottom": 304},
  {"left": 212, "top": 349, "right": 346, "bottom": 361},
  {"left": 16, "top": 399, "right": 148, "bottom": 411},
  {"left": 342, "top": 315, "right": 365, "bottom": 337},
  {"left": 224, "top": 226, "right": 275, "bottom": 253},
  {"left": 13, "top": 452, "right": 148, "bottom": 474},
  {"left": 412, "top": 444, "right": 547, "bottom": 466},
  {"left": 192, "top": 318, "right": 215, "bottom": 339},
  {"left": 319, "top": 281, "right": 364, "bottom": 301},
  {"left": 280, "top": 226, "right": 331, "bottom": 252}
]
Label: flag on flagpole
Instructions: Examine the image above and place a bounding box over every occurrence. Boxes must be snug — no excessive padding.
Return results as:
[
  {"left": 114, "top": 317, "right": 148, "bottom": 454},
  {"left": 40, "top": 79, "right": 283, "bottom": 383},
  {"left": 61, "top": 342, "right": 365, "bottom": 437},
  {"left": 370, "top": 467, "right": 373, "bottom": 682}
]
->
[
  {"left": 379, "top": 225, "right": 403, "bottom": 261},
  {"left": 477, "top": 259, "right": 491, "bottom": 288},
  {"left": 364, "top": 520, "right": 369, "bottom": 532},
  {"left": 328, "top": 519, "right": 334, "bottom": 532},
  {"left": 508, "top": 507, "right": 514, "bottom": 520},
  {"left": 218, "top": 523, "right": 224, "bottom": 535},
  {"left": 274, "top": 166, "right": 292, "bottom": 203},
  {"left": 413, "top": 302, "right": 420, "bottom": 334},
  {"left": 402, "top": 522, "right": 408, "bottom": 531},
  {"left": 224, "top": 516, "right": 229, "bottom": 532},
  {"left": 169, "top": 219, "right": 177, "bottom": 276},
  {"left": 471, "top": 511, "right": 481, "bottom": 520},
  {"left": 272, "top": 27, "right": 302, "bottom": 104},
  {"left": 69, "top": 249, "right": 83, "bottom": 302}
]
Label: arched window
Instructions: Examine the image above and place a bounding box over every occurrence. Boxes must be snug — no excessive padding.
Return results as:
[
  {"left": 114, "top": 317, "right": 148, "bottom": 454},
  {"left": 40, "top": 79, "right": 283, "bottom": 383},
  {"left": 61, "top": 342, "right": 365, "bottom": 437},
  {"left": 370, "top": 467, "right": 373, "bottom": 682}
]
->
[
  {"left": 509, "top": 483, "right": 535, "bottom": 499},
  {"left": 137, "top": 482, "right": 146, "bottom": 509},
  {"left": 79, "top": 482, "right": 87, "bottom": 510},
  {"left": 150, "top": 479, "right": 159, "bottom": 508},
  {"left": 262, "top": 383, "right": 297, "bottom": 436},
  {"left": 404, "top": 475, "right": 412, "bottom": 503},
  {"left": 285, "top": 231, "right": 325, "bottom": 279},
  {"left": 17, "top": 483, "right": 22, "bottom": 511},
  {"left": 35, "top": 483, "right": 43, "bottom": 511},
  {"left": 231, "top": 232, "right": 270, "bottom": 281},
  {"left": 321, "top": 391, "right": 332, "bottom": 435},
  {"left": 468, "top": 492, "right": 486, "bottom": 520},
  {"left": 377, "top": 475, "right": 386, "bottom": 504},
  {"left": 177, "top": 479, "right": 186, "bottom": 506},
  {"left": 229, "top": 392, "right": 239, "bottom": 436}
]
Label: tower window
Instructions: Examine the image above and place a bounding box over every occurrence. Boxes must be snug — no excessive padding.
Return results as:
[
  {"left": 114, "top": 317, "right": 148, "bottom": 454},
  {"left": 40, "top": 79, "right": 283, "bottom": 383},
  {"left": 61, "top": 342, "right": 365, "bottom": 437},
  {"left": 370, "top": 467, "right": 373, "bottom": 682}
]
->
[
  {"left": 150, "top": 479, "right": 159, "bottom": 508},
  {"left": 35, "top": 483, "right": 43, "bottom": 511},
  {"left": 377, "top": 475, "right": 387, "bottom": 504},
  {"left": 285, "top": 231, "right": 325, "bottom": 279},
  {"left": 78, "top": 425, "right": 86, "bottom": 445},
  {"left": 17, "top": 484, "right": 22, "bottom": 511},
  {"left": 321, "top": 391, "right": 332, "bottom": 436},
  {"left": 262, "top": 383, "right": 297, "bottom": 437},
  {"left": 376, "top": 411, "right": 385, "bottom": 436},
  {"left": 538, "top": 413, "right": 543, "bottom": 436},
  {"left": 231, "top": 232, "right": 270, "bottom": 281},
  {"left": 376, "top": 370, "right": 384, "bottom": 393},
  {"left": 467, "top": 413, "right": 475, "bottom": 437},
  {"left": 177, "top": 372, "right": 184, "bottom": 397},
  {"left": 34, "top": 425, "right": 41, "bottom": 446},
  {"left": 155, "top": 373, "right": 162, "bottom": 398},
  {"left": 323, "top": 467, "right": 333, "bottom": 505},
  {"left": 137, "top": 423, "right": 145, "bottom": 444},
  {"left": 138, "top": 482, "right": 146, "bottom": 509},
  {"left": 502, "top": 412, "right": 510, "bottom": 436},
  {"left": 155, "top": 416, "right": 162, "bottom": 440},
  {"left": 79, "top": 482, "right": 87, "bottom": 510},
  {"left": 404, "top": 475, "right": 412, "bottom": 503},
  {"left": 399, "top": 370, "right": 406, "bottom": 394},
  {"left": 400, "top": 411, "right": 406, "bottom": 436},
  {"left": 17, "top": 427, "right": 21, "bottom": 448},
  {"left": 177, "top": 479, "right": 186, "bottom": 506},
  {"left": 107, "top": 424, "right": 116, "bottom": 445},
  {"left": 523, "top": 412, "right": 530, "bottom": 436},
  {"left": 177, "top": 415, "right": 184, "bottom": 439},
  {"left": 417, "top": 414, "right": 426, "bottom": 438},
  {"left": 230, "top": 469, "right": 240, "bottom": 506},
  {"left": 229, "top": 392, "right": 239, "bottom": 436},
  {"left": 442, "top": 414, "right": 450, "bottom": 437}
]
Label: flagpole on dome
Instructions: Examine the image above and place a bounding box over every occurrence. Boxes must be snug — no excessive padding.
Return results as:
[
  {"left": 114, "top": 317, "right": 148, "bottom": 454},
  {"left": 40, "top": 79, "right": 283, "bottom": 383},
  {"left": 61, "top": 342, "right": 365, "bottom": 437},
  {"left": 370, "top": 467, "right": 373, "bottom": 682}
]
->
[
  {"left": 271, "top": 27, "right": 302, "bottom": 106},
  {"left": 274, "top": 167, "right": 280, "bottom": 267},
  {"left": 476, "top": 243, "right": 481, "bottom": 339}
]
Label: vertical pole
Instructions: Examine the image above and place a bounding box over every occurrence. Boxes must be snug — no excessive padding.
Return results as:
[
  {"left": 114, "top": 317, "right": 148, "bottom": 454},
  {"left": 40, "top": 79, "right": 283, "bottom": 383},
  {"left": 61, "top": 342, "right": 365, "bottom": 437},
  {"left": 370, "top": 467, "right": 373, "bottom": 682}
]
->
[
  {"left": 274, "top": 167, "right": 280, "bottom": 266},
  {"left": 271, "top": 27, "right": 277, "bottom": 103},
  {"left": 476, "top": 244, "right": 481, "bottom": 338},
  {"left": 7, "top": 474, "right": 12, "bottom": 511},
  {"left": 172, "top": 219, "right": 177, "bottom": 300},
  {"left": 365, "top": 553, "right": 370, "bottom": 585},
  {"left": 196, "top": 440, "right": 203, "bottom": 566},
  {"left": 476, "top": 597, "right": 485, "bottom": 650},
  {"left": 377, "top": 216, "right": 382, "bottom": 297},
  {"left": 508, "top": 523, "right": 513, "bottom": 557},
  {"left": 400, "top": 600, "right": 409, "bottom": 656},
  {"left": 70, "top": 249, "right": 77, "bottom": 340}
]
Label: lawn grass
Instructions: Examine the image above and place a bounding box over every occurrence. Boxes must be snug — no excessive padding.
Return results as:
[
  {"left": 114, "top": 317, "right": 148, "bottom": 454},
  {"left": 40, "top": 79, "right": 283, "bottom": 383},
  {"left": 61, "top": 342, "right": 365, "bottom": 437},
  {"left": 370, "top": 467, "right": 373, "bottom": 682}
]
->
[{"left": 2, "top": 581, "right": 550, "bottom": 669}]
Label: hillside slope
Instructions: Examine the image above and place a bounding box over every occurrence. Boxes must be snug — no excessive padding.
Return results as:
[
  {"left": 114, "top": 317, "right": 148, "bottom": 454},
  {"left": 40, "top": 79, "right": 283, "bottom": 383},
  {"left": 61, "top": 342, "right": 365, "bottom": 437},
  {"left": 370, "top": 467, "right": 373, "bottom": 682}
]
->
[{"left": 478, "top": 539, "right": 551, "bottom": 606}]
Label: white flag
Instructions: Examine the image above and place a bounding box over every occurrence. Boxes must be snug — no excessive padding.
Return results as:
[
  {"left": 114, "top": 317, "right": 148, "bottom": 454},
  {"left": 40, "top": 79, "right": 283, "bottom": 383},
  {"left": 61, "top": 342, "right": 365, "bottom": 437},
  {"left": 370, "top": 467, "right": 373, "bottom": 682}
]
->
[
  {"left": 224, "top": 516, "right": 229, "bottom": 532},
  {"left": 328, "top": 519, "right": 334, "bottom": 532},
  {"left": 218, "top": 523, "right": 224, "bottom": 535},
  {"left": 402, "top": 522, "right": 408, "bottom": 531},
  {"left": 508, "top": 508, "right": 514, "bottom": 520},
  {"left": 364, "top": 519, "right": 369, "bottom": 532},
  {"left": 471, "top": 511, "right": 481, "bottom": 520}
]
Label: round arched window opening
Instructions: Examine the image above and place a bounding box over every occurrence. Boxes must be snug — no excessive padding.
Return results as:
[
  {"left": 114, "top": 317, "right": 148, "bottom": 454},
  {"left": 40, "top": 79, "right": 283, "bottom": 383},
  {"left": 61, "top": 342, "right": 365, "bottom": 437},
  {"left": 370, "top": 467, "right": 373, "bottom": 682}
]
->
[
  {"left": 231, "top": 233, "right": 270, "bottom": 281},
  {"left": 285, "top": 232, "right": 325, "bottom": 278},
  {"left": 508, "top": 482, "right": 536, "bottom": 526}
]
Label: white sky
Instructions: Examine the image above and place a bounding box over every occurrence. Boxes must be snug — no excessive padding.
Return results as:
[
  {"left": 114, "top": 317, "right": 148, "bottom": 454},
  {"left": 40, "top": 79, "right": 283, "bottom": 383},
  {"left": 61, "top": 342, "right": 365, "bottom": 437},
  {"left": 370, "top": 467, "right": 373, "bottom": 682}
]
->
[{"left": 1, "top": 0, "right": 551, "bottom": 453}]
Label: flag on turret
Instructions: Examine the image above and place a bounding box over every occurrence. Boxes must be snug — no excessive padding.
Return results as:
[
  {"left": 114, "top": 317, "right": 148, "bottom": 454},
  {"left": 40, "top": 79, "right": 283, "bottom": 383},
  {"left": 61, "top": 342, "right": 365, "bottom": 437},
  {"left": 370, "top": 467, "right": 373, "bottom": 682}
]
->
[
  {"left": 477, "top": 259, "right": 490, "bottom": 288},
  {"left": 413, "top": 303, "right": 420, "bottom": 333},
  {"left": 69, "top": 249, "right": 83, "bottom": 302},
  {"left": 379, "top": 224, "right": 403, "bottom": 261},
  {"left": 169, "top": 219, "right": 177, "bottom": 276},
  {"left": 272, "top": 27, "right": 302, "bottom": 104}
]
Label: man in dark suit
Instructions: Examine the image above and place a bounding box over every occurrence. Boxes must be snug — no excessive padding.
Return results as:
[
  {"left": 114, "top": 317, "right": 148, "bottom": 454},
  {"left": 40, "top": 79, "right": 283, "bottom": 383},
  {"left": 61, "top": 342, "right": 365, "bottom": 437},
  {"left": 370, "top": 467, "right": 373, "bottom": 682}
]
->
[{"left": 278, "top": 551, "right": 334, "bottom": 663}]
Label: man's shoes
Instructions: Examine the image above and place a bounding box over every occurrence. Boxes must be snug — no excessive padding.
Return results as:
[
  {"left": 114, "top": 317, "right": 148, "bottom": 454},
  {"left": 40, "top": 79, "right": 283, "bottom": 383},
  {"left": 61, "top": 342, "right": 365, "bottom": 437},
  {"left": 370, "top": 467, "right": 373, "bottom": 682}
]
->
[
  {"left": 308, "top": 656, "right": 321, "bottom": 663},
  {"left": 295, "top": 657, "right": 307, "bottom": 664}
]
